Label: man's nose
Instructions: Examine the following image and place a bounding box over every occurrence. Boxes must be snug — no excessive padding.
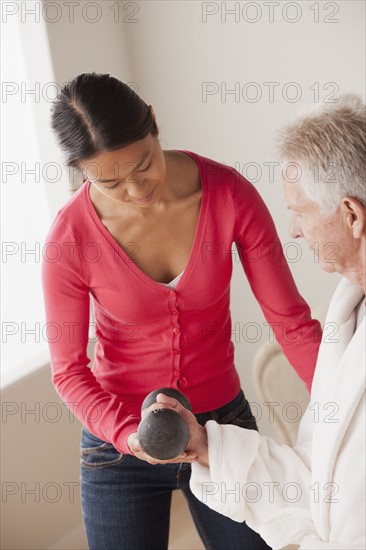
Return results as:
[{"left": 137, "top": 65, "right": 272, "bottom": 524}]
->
[{"left": 289, "top": 219, "right": 302, "bottom": 239}]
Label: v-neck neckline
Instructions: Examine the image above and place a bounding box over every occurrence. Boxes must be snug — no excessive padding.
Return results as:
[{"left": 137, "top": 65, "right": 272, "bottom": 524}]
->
[{"left": 83, "top": 149, "right": 207, "bottom": 293}]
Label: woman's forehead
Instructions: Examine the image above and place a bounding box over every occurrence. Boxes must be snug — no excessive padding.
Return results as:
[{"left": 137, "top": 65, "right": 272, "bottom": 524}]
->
[{"left": 80, "top": 136, "right": 155, "bottom": 180}]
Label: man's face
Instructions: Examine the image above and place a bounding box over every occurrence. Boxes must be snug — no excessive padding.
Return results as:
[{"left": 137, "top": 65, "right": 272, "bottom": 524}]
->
[{"left": 283, "top": 168, "right": 353, "bottom": 274}]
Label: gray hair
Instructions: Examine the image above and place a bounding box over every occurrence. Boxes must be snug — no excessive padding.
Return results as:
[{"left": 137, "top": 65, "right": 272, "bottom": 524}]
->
[{"left": 276, "top": 94, "right": 366, "bottom": 214}]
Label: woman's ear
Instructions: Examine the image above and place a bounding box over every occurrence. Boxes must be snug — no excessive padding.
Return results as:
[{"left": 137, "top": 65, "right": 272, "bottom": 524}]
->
[
  {"left": 149, "top": 105, "right": 156, "bottom": 122},
  {"left": 149, "top": 105, "right": 159, "bottom": 137},
  {"left": 342, "top": 197, "right": 366, "bottom": 238}
]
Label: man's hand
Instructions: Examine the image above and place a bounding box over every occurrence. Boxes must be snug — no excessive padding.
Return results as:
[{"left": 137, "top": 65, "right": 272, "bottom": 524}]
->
[{"left": 154, "top": 393, "right": 209, "bottom": 467}]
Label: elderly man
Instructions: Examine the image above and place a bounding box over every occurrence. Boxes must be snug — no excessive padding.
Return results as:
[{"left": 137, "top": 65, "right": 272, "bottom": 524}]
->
[{"left": 152, "top": 94, "right": 366, "bottom": 548}]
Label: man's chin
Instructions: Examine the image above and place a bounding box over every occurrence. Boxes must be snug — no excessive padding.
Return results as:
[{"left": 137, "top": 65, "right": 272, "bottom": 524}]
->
[{"left": 318, "top": 260, "right": 337, "bottom": 274}]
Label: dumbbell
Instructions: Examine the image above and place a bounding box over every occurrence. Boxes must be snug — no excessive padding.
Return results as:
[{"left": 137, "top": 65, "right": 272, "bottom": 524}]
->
[{"left": 137, "top": 388, "right": 192, "bottom": 460}]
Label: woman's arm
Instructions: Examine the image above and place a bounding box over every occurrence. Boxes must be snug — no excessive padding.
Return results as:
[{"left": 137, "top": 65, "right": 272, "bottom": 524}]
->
[
  {"left": 231, "top": 170, "right": 322, "bottom": 391},
  {"left": 41, "top": 214, "right": 140, "bottom": 453}
]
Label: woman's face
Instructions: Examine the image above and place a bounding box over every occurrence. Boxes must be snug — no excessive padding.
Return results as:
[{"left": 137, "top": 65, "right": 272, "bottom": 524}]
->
[{"left": 79, "top": 133, "right": 167, "bottom": 207}]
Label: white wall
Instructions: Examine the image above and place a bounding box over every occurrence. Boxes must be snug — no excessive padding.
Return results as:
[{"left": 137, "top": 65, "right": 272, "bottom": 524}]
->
[
  {"left": 121, "top": 0, "right": 365, "bottom": 433},
  {"left": 2, "top": 1, "right": 365, "bottom": 548}
]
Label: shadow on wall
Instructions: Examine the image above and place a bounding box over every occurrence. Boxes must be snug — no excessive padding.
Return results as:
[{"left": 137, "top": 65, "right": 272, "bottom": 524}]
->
[{"left": 1, "top": 362, "right": 85, "bottom": 550}]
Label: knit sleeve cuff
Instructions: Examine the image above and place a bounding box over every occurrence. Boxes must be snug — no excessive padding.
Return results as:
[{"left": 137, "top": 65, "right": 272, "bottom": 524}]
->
[{"left": 113, "top": 419, "right": 140, "bottom": 455}]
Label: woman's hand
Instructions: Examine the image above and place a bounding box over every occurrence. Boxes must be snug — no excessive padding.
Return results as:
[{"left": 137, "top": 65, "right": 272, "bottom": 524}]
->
[
  {"left": 127, "top": 395, "right": 208, "bottom": 466},
  {"left": 127, "top": 398, "right": 199, "bottom": 465},
  {"left": 127, "top": 430, "right": 198, "bottom": 465}
]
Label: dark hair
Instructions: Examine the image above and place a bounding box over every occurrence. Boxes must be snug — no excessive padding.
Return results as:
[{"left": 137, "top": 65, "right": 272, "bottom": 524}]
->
[{"left": 50, "top": 72, "right": 158, "bottom": 168}]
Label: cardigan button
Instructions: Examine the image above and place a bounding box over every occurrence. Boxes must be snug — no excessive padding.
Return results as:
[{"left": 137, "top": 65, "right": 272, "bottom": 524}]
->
[
  {"left": 177, "top": 377, "right": 187, "bottom": 389},
  {"left": 173, "top": 349, "right": 181, "bottom": 354},
  {"left": 169, "top": 290, "right": 176, "bottom": 297},
  {"left": 173, "top": 327, "right": 180, "bottom": 335}
]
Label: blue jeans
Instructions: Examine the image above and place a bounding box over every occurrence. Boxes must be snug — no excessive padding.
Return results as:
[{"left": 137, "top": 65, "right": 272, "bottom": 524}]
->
[{"left": 80, "top": 389, "right": 272, "bottom": 550}]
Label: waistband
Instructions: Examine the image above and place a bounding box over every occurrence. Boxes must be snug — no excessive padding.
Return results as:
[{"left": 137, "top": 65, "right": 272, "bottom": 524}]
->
[{"left": 195, "top": 389, "right": 246, "bottom": 426}]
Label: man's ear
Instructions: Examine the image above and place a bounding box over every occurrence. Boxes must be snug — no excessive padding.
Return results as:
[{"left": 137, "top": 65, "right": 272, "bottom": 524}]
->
[{"left": 342, "top": 197, "right": 366, "bottom": 238}]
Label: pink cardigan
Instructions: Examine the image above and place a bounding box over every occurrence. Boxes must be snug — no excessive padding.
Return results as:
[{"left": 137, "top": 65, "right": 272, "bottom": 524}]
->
[{"left": 41, "top": 150, "right": 321, "bottom": 454}]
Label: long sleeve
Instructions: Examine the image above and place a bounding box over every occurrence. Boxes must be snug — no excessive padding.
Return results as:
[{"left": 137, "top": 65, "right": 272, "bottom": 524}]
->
[
  {"left": 231, "top": 172, "right": 322, "bottom": 391},
  {"left": 190, "top": 415, "right": 365, "bottom": 549},
  {"left": 190, "top": 416, "right": 319, "bottom": 549},
  {"left": 41, "top": 214, "right": 140, "bottom": 453}
]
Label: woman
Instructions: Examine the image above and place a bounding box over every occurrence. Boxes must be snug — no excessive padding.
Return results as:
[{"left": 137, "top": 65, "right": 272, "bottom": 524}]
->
[
  {"left": 155, "top": 94, "right": 366, "bottom": 549},
  {"left": 42, "top": 72, "right": 321, "bottom": 550}
]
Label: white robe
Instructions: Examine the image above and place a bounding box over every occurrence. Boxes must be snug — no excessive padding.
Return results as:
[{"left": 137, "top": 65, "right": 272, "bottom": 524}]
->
[{"left": 190, "top": 277, "right": 365, "bottom": 549}]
